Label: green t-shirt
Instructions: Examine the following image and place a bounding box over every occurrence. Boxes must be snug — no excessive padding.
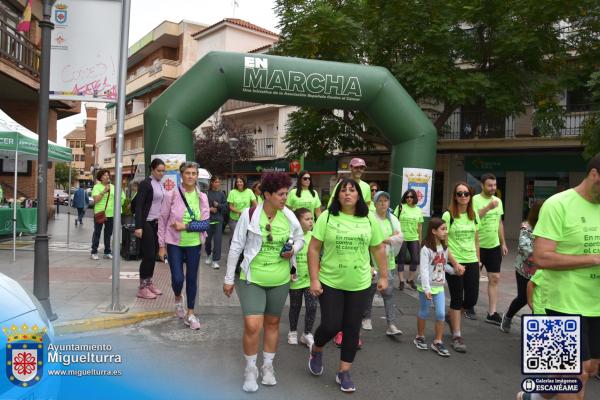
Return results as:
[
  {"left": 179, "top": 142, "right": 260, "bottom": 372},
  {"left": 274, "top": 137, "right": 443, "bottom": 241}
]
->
[
  {"left": 473, "top": 194, "right": 503, "bottom": 249},
  {"left": 286, "top": 189, "right": 321, "bottom": 218},
  {"left": 532, "top": 189, "right": 600, "bottom": 317},
  {"left": 530, "top": 269, "right": 547, "bottom": 315},
  {"left": 395, "top": 204, "right": 424, "bottom": 242},
  {"left": 179, "top": 190, "right": 201, "bottom": 247},
  {"left": 92, "top": 183, "right": 124, "bottom": 218},
  {"left": 442, "top": 211, "right": 479, "bottom": 263},
  {"left": 256, "top": 195, "right": 264, "bottom": 205},
  {"left": 373, "top": 213, "right": 399, "bottom": 270},
  {"left": 243, "top": 210, "right": 291, "bottom": 287},
  {"left": 327, "top": 179, "right": 371, "bottom": 208},
  {"left": 312, "top": 210, "right": 384, "bottom": 291},
  {"left": 227, "top": 188, "right": 256, "bottom": 221},
  {"left": 290, "top": 231, "right": 312, "bottom": 290}
]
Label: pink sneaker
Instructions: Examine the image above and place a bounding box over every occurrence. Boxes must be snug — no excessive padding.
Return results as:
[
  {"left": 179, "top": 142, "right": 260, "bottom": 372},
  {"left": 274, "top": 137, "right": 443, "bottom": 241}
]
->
[
  {"left": 333, "top": 331, "right": 343, "bottom": 347},
  {"left": 146, "top": 281, "right": 162, "bottom": 295},
  {"left": 184, "top": 314, "right": 201, "bottom": 330},
  {"left": 175, "top": 303, "right": 185, "bottom": 319},
  {"left": 136, "top": 286, "right": 157, "bottom": 299}
]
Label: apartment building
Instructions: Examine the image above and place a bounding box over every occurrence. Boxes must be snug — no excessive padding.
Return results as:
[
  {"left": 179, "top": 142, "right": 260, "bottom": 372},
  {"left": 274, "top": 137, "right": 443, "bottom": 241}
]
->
[
  {"left": 63, "top": 126, "right": 86, "bottom": 184},
  {"left": 98, "top": 19, "right": 207, "bottom": 177},
  {"left": 0, "top": 0, "right": 79, "bottom": 208}
]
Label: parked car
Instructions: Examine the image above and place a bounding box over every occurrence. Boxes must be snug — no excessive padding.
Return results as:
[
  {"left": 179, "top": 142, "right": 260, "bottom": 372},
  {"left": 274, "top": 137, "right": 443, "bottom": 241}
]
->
[
  {"left": 0, "top": 272, "right": 61, "bottom": 398},
  {"left": 53, "top": 189, "right": 69, "bottom": 206}
]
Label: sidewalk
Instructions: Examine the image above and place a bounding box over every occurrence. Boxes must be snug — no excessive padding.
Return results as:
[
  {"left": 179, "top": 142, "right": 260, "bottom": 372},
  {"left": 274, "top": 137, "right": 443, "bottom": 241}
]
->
[{"left": 0, "top": 211, "right": 522, "bottom": 333}]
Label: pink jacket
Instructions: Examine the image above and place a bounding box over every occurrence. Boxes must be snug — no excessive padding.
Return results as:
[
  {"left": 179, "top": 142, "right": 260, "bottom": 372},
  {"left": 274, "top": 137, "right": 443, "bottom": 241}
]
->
[{"left": 158, "top": 186, "right": 210, "bottom": 247}]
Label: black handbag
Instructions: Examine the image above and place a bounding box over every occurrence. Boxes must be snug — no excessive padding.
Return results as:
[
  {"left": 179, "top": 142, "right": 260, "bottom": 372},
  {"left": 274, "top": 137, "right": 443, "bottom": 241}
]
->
[{"left": 177, "top": 187, "right": 209, "bottom": 232}]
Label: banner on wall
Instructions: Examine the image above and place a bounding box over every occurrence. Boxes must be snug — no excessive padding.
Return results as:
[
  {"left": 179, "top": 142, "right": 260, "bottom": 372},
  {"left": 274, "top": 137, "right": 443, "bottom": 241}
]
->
[
  {"left": 401, "top": 167, "right": 433, "bottom": 217},
  {"left": 49, "top": 0, "right": 121, "bottom": 102},
  {"left": 151, "top": 154, "right": 185, "bottom": 192}
]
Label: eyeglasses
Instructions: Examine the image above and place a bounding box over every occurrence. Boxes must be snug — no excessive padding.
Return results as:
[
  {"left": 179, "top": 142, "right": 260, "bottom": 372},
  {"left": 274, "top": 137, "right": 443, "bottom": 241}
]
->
[
  {"left": 456, "top": 191, "right": 471, "bottom": 198},
  {"left": 301, "top": 177, "right": 311, "bottom": 181},
  {"left": 266, "top": 223, "right": 273, "bottom": 242}
]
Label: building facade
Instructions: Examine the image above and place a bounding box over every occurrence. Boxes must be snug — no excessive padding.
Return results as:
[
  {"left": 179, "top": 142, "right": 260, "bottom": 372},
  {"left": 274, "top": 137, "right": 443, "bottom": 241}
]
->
[
  {"left": 0, "top": 0, "right": 79, "bottom": 209},
  {"left": 63, "top": 126, "right": 85, "bottom": 185}
]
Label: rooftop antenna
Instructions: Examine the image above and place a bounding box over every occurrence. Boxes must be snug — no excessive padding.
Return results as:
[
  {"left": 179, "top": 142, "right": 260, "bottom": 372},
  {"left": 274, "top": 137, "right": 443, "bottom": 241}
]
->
[{"left": 232, "top": 0, "right": 239, "bottom": 17}]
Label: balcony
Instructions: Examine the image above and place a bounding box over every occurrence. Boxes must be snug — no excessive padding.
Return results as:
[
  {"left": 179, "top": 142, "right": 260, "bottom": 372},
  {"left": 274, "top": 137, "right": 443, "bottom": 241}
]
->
[
  {"left": 432, "top": 106, "right": 596, "bottom": 140},
  {"left": 126, "top": 59, "right": 179, "bottom": 95},
  {"left": 105, "top": 109, "right": 145, "bottom": 136},
  {"left": 254, "top": 137, "right": 277, "bottom": 158},
  {"left": 222, "top": 99, "right": 262, "bottom": 112},
  {"left": 0, "top": 14, "right": 40, "bottom": 78}
]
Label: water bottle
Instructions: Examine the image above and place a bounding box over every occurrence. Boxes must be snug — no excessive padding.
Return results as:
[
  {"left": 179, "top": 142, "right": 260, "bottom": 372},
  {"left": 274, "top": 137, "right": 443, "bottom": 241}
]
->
[{"left": 280, "top": 238, "right": 293, "bottom": 257}]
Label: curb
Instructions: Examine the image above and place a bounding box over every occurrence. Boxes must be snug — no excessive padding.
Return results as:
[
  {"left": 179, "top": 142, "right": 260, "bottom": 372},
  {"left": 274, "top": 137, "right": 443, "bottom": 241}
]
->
[{"left": 54, "top": 310, "right": 172, "bottom": 335}]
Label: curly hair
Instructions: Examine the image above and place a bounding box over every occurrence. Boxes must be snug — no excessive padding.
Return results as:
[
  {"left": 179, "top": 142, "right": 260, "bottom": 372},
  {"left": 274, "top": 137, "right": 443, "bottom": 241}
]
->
[
  {"left": 96, "top": 169, "right": 110, "bottom": 181},
  {"left": 261, "top": 172, "right": 292, "bottom": 194},
  {"left": 328, "top": 178, "right": 369, "bottom": 217},
  {"left": 401, "top": 189, "right": 418, "bottom": 204}
]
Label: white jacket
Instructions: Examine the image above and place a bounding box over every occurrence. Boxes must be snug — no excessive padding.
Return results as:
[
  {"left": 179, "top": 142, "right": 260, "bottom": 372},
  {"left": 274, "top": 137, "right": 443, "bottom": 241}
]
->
[{"left": 224, "top": 203, "right": 304, "bottom": 285}]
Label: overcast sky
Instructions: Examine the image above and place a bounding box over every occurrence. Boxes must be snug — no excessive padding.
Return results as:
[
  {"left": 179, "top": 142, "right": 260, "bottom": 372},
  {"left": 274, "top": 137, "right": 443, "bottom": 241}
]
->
[{"left": 56, "top": 0, "right": 279, "bottom": 145}]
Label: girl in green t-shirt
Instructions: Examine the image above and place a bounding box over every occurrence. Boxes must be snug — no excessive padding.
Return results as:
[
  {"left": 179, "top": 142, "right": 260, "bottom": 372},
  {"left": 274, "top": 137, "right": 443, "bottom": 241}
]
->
[
  {"left": 307, "top": 178, "right": 388, "bottom": 393},
  {"left": 442, "top": 182, "right": 480, "bottom": 354},
  {"left": 286, "top": 170, "right": 322, "bottom": 219},
  {"left": 394, "top": 189, "right": 424, "bottom": 290},
  {"left": 287, "top": 207, "right": 318, "bottom": 349},
  {"left": 251, "top": 181, "right": 264, "bottom": 205}
]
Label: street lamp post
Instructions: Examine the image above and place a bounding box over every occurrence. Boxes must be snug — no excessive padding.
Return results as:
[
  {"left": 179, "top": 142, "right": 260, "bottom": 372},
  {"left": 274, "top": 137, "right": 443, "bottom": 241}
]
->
[
  {"left": 33, "top": 0, "right": 56, "bottom": 320},
  {"left": 228, "top": 137, "right": 239, "bottom": 192}
]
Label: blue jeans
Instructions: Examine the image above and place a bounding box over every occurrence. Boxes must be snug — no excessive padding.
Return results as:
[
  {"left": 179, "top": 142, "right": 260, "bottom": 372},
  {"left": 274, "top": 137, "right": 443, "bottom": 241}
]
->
[
  {"left": 76, "top": 208, "right": 85, "bottom": 223},
  {"left": 167, "top": 244, "right": 201, "bottom": 310},
  {"left": 205, "top": 222, "right": 223, "bottom": 262},
  {"left": 417, "top": 290, "right": 446, "bottom": 321},
  {"left": 91, "top": 217, "right": 113, "bottom": 255}
]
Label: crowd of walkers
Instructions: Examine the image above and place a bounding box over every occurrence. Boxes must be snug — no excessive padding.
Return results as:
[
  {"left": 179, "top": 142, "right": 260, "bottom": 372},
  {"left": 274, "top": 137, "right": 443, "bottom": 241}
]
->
[{"left": 86, "top": 154, "right": 600, "bottom": 397}]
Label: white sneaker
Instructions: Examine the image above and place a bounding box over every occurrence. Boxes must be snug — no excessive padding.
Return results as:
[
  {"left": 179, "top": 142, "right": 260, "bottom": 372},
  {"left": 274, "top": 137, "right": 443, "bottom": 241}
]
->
[
  {"left": 205, "top": 254, "right": 212, "bottom": 265},
  {"left": 103, "top": 253, "right": 113, "bottom": 260},
  {"left": 287, "top": 331, "right": 298, "bottom": 345},
  {"left": 91, "top": 253, "right": 99, "bottom": 260},
  {"left": 386, "top": 324, "right": 403, "bottom": 336},
  {"left": 242, "top": 365, "right": 259, "bottom": 392},
  {"left": 362, "top": 319, "right": 372, "bottom": 331},
  {"left": 300, "top": 332, "right": 314, "bottom": 348},
  {"left": 261, "top": 364, "right": 277, "bottom": 386},
  {"left": 211, "top": 261, "right": 220, "bottom": 270}
]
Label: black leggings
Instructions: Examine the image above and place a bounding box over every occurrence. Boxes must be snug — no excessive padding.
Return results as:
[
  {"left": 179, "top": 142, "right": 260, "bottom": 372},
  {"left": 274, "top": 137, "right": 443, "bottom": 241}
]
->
[
  {"left": 446, "top": 262, "right": 480, "bottom": 310},
  {"left": 506, "top": 272, "right": 530, "bottom": 318},
  {"left": 397, "top": 240, "right": 420, "bottom": 272},
  {"left": 314, "top": 283, "right": 371, "bottom": 363},
  {"left": 139, "top": 220, "right": 158, "bottom": 280},
  {"left": 289, "top": 288, "right": 318, "bottom": 334}
]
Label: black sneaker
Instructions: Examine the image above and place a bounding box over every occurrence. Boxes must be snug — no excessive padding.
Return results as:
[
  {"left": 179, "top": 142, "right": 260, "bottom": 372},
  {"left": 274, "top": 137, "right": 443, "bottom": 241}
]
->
[
  {"left": 464, "top": 308, "right": 477, "bottom": 320},
  {"left": 407, "top": 280, "right": 417, "bottom": 290},
  {"left": 398, "top": 281, "right": 405, "bottom": 291},
  {"left": 485, "top": 312, "right": 502, "bottom": 326}
]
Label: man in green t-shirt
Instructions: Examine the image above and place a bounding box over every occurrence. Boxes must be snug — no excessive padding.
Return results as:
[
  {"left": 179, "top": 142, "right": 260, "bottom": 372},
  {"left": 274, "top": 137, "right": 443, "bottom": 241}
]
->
[
  {"left": 473, "top": 173, "right": 508, "bottom": 325},
  {"left": 327, "top": 158, "right": 372, "bottom": 208},
  {"left": 528, "top": 153, "right": 600, "bottom": 400}
]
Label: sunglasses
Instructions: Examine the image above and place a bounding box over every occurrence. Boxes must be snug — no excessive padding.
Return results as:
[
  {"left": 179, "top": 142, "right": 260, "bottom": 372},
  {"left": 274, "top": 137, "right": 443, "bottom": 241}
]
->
[
  {"left": 406, "top": 195, "right": 414, "bottom": 199},
  {"left": 456, "top": 191, "right": 471, "bottom": 198},
  {"left": 301, "top": 176, "right": 311, "bottom": 181},
  {"left": 371, "top": 188, "right": 378, "bottom": 192},
  {"left": 266, "top": 223, "right": 273, "bottom": 242}
]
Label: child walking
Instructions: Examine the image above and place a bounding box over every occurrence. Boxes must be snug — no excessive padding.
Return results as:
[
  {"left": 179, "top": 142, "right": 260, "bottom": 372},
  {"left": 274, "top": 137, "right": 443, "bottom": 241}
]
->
[
  {"left": 414, "top": 218, "right": 464, "bottom": 357},
  {"left": 287, "top": 208, "right": 318, "bottom": 348}
]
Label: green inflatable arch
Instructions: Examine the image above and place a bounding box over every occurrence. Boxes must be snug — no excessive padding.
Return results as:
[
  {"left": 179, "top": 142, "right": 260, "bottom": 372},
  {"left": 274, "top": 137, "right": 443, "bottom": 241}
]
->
[{"left": 144, "top": 51, "right": 436, "bottom": 205}]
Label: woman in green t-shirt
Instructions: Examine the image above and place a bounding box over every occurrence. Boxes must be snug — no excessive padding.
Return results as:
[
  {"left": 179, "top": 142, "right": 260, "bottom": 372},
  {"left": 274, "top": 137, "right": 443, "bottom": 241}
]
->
[
  {"left": 394, "top": 189, "right": 424, "bottom": 290},
  {"left": 227, "top": 176, "right": 257, "bottom": 235},
  {"left": 90, "top": 169, "right": 124, "bottom": 260},
  {"left": 286, "top": 170, "right": 322, "bottom": 219},
  {"left": 307, "top": 178, "right": 388, "bottom": 393},
  {"left": 251, "top": 181, "right": 263, "bottom": 205},
  {"left": 442, "top": 182, "right": 480, "bottom": 354},
  {"left": 223, "top": 172, "right": 304, "bottom": 393}
]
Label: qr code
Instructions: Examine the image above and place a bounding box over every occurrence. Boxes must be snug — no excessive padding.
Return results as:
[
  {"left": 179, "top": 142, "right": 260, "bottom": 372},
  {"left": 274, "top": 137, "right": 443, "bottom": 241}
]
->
[{"left": 522, "top": 315, "right": 581, "bottom": 374}]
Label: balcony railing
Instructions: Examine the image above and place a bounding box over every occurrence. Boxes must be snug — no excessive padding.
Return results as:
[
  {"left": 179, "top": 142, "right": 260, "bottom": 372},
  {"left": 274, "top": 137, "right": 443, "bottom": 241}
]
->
[
  {"left": 254, "top": 138, "right": 277, "bottom": 157},
  {"left": 222, "top": 99, "right": 262, "bottom": 112},
  {"left": 427, "top": 105, "right": 596, "bottom": 140},
  {"left": 0, "top": 15, "right": 40, "bottom": 77}
]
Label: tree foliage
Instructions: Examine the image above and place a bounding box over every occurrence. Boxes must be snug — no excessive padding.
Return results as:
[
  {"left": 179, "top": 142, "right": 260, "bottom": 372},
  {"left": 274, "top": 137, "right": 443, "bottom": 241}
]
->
[
  {"left": 54, "top": 162, "right": 78, "bottom": 189},
  {"left": 193, "top": 118, "right": 255, "bottom": 176},
  {"left": 274, "top": 0, "right": 600, "bottom": 158},
  {"left": 582, "top": 71, "right": 600, "bottom": 160}
]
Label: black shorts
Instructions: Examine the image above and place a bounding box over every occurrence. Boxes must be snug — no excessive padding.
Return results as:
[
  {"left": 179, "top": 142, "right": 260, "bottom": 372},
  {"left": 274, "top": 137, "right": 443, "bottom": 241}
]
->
[
  {"left": 546, "top": 309, "right": 600, "bottom": 362},
  {"left": 480, "top": 245, "right": 502, "bottom": 273}
]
